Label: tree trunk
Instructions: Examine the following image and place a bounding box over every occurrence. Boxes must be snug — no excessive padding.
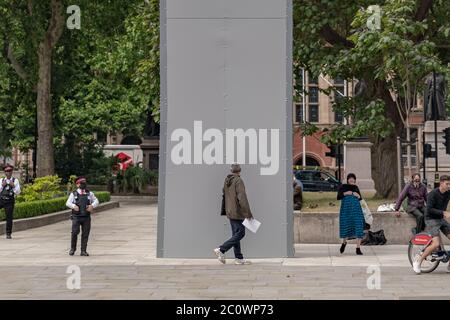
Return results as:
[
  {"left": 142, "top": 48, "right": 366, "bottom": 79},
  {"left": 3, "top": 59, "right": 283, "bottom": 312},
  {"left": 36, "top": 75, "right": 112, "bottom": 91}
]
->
[
  {"left": 370, "top": 81, "right": 404, "bottom": 199},
  {"left": 370, "top": 134, "right": 399, "bottom": 198},
  {"left": 36, "top": 43, "right": 54, "bottom": 177},
  {"left": 35, "top": 0, "right": 64, "bottom": 177}
]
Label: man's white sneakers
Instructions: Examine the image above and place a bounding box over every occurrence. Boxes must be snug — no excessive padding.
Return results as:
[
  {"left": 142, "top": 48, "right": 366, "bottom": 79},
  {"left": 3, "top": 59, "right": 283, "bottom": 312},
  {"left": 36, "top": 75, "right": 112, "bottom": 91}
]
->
[
  {"left": 214, "top": 248, "right": 226, "bottom": 264},
  {"left": 447, "top": 264, "right": 450, "bottom": 273},
  {"left": 235, "top": 259, "right": 252, "bottom": 265},
  {"left": 412, "top": 256, "right": 422, "bottom": 274}
]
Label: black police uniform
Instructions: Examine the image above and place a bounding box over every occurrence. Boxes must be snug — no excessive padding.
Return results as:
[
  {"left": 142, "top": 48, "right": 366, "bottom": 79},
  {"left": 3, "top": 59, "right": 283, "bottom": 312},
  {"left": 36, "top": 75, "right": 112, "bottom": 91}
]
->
[
  {"left": 70, "top": 190, "right": 92, "bottom": 253},
  {"left": 0, "top": 177, "right": 17, "bottom": 236}
]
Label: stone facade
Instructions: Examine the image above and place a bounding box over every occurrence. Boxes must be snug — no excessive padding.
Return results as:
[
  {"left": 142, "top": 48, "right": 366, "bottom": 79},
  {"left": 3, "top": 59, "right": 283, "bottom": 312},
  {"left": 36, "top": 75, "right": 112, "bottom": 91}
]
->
[{"left": 293, "top": 73, "right": 354, "bottom": 176}]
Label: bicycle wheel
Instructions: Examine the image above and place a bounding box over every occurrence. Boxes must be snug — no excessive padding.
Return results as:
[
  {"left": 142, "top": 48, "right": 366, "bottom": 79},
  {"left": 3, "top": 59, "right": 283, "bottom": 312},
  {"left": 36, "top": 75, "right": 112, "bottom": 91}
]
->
[{"left": 408, "top": 242, "right": 440, "bottom": 273}]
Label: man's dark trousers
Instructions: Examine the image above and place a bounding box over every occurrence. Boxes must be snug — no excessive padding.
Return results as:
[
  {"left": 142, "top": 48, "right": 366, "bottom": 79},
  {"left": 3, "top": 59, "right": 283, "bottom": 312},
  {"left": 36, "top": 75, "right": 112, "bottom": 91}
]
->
[
  {"left": 0, "top": 199, "right": 14, "bottom": 236},
  {"left": 408, "top": 207, "right": 425, "bottom": 233},
  {"left": 220, "top": 219, "right": 245, "bottom": 259},
  {"left": 71, "top": 216, "right": 91, "bottom": 252}
]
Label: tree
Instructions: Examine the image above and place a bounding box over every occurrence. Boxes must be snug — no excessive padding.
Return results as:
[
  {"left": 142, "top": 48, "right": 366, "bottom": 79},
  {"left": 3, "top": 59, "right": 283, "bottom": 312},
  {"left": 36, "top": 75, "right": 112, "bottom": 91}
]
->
[
  {"left": 0, "top": 0, "right": 160, "bottom": 177},
  {"left": 1, "top": 0, "right": 65, "bottom": 177},
  {"left": 294, "top": 0, "right": 450, "bottom": 198}
]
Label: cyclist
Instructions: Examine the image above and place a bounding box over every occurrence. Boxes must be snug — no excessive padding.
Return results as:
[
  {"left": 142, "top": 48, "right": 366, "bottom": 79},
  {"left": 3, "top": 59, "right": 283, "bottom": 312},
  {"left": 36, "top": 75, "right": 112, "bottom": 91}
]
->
[{"left": 413, "top": 175, "right": 450, "bottom": 274}]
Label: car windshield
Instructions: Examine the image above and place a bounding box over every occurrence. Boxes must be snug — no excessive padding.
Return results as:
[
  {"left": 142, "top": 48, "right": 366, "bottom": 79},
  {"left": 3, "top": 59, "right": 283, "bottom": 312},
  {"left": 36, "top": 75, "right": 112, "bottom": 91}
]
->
[
  {"left": 295, "top": 171, "right": 312, "bottom": 181},
  {"left": 323, "top": 172, "right": 339, "bottom": 183}
]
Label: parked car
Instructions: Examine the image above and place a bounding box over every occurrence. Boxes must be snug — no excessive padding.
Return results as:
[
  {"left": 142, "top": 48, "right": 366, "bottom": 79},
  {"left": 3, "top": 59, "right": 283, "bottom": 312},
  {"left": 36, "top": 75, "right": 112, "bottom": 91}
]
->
[{"left": 294, "top": 169, "right": 341, "bottom": 192}]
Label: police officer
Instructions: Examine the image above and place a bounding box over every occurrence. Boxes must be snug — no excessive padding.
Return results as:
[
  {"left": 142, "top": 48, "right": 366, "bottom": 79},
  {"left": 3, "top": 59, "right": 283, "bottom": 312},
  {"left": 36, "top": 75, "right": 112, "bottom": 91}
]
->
[
  {"left": 0, "top": 165, "right": 21, "bottom": 239},
  {"left": 66, "top": 177, "right": 99, "bottom": 256}
]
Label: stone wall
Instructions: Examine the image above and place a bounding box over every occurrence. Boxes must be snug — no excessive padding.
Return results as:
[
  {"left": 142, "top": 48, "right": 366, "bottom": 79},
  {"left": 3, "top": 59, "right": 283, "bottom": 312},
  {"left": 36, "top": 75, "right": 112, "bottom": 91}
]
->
[{"left": 294, "top": 211, "right": 450, "bottom": 244}]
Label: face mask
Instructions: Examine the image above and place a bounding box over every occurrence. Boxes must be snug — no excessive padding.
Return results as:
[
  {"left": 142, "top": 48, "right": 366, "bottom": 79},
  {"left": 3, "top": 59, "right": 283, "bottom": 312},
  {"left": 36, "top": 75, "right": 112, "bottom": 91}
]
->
[{"left": 79, "top": 182, "right": 87, "bottom": 190}]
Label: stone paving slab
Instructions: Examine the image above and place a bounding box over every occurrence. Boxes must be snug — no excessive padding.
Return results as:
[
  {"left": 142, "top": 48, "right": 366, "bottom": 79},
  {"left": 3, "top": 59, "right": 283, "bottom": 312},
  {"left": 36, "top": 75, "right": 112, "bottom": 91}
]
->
[
  {"left": 0, "top": 201, "right": 449, "bottom": 299},
  {"left": 0, "top": 265, "right": 449, "bottom": 300}
]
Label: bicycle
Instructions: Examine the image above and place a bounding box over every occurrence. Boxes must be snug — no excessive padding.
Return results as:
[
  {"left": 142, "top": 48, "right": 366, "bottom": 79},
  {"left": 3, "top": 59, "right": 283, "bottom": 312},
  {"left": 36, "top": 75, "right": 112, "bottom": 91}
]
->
[{"left": 408, "top": 232, "right": 450, "bottom": 273}]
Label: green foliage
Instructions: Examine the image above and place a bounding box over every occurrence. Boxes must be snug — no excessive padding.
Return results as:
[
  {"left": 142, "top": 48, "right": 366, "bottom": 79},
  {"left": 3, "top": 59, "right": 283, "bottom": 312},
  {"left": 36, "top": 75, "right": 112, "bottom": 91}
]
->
[
  {"left": 294, "top": 0, "right": 450, "bottom": 143},
  {"left": 55, "top": 142, "right": 118, "bottom": 184},
  {"left": 0, "top": 191, "right": 111, "bottom": 221},
  {"left": 85, "top": 154, "right": 118, "bottom": 185},
  {"left": 1, "top": 198, "right": 68, "bottom": 221},
  {"left": 16, "top": 175, "right": 64, "bottom": 203},
  {"left": 116, "top": 166, "right": 158, "bottom": 193},
  {"left": 95, "top": 191, "right": 111, "bottom": 203},
  {"left": 65, "top": 175, "right": 77, "bottom": 195},
  {"left": 147, "top": 169, "right": 159, "bottom": 187},
  {"left": 55, "top": 0, "right": 161, "bottom": 149},
  {"left": 0, "top": 0, "right": 160, "bottom": 162}
]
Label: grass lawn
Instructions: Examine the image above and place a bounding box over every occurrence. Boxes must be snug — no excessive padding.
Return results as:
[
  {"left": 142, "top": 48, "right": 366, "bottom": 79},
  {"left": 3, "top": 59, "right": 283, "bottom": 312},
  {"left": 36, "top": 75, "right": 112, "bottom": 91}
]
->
[{"left": 302, "top": 191, "right": 397, "bottom": 213}]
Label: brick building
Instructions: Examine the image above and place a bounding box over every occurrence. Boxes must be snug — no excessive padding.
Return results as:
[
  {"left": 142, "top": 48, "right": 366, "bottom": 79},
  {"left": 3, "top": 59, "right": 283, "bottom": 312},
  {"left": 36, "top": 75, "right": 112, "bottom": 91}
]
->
[{"left": 293, "top": 71, "right": 354, "bottom": 176}]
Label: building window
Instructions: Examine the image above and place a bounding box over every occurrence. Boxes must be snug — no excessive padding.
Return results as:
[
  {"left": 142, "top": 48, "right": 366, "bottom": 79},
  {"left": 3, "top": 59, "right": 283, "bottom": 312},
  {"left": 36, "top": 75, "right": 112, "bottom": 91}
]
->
[
  {"left": 97, "top": 132, "right": 107, "bottom": 144},
  {"left": 308, "top": 87, "right": 319, "bottom": 103},
  {"left": 294, "top": 69, "right": 305, "bottom": 124},
  {"left": 293, "top": 72, "right": 323, "bottom": 124},
  {"left": 308, "top": 75, "right": 318, "bottom": 85},
  {"left": 334, "top": 76, "right": 345, "bottom": 86},
  {"left": 309, "top": 105, "right": 319, "bottom": 123},
  {"left": 334, "top": 110, "right": 344, "bottom": 123},
  {"left": 401, "top": 128, "right": 418, "bottom": 168},
  {"left": 401, "top": 144, "right": 417, "bottom": 168},
  {"left": 306, "top": 73, "right": 320, "bottom": 123},
  {"left": 149, "top": 154, "right": 159, "bottom": 171},
  {"left": 333, "top": 78, "right": 345, "bottom": 124},
  {"left": 308, "top": 85, "right": 319, "bottom": 123},
  {"left": 295, "top": 103, "right": 304, "bottom": 123}
]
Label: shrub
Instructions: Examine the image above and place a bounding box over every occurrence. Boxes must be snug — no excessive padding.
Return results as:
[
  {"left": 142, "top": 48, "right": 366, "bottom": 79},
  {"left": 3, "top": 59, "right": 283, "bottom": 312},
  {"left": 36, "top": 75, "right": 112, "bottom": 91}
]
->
[
  {"left": 16, "top": 175, "right": 65, "bottom": 203},
  {"left": 0, "top": 191, "right": 111, "bottom": 221},
  {"left": 116, "top": 166, "right": 158, "bottom": 193},
  {"left": 95, "top": 191, "right": 111, "bottom": 203},
  {"left": 55, "top": 141, "right": 118, "bottom": 184},
  {"left": 124, "top": 166, "right": 147, "bottom": 193},
  {"left": 148, "top": 170, "right": 158, "bottom": 186}
]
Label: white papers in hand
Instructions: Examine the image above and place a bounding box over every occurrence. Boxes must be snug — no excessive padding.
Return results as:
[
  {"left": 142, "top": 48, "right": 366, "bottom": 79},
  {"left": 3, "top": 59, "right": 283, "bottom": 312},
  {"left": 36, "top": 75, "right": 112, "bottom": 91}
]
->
[{"left": 242, "top": 218, "right": 261, "bottom": 233}]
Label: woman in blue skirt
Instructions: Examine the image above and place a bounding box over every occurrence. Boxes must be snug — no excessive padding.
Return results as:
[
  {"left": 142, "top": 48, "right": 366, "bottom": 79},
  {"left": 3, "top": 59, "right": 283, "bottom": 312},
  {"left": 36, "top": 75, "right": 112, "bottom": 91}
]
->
[{"left": 337, "top": 173, "right": 365, "bottom": 255}]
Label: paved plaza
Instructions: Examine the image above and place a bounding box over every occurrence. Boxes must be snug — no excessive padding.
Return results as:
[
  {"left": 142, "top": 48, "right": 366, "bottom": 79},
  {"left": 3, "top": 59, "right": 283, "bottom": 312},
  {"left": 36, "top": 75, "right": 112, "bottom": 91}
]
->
[{"left": 0, "top": 201, "right": 449, "bottom": 299}]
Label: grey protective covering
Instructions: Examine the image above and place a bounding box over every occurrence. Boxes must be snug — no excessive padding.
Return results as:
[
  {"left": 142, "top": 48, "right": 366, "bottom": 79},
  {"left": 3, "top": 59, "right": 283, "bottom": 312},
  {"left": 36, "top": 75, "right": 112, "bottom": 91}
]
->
[{"left": 158, "top": 0, "right": 293, "bottom": 258}]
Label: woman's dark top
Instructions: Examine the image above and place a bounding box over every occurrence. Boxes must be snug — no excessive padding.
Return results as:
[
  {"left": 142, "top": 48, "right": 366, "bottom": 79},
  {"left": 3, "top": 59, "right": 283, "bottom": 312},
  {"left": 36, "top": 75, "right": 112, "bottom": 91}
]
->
[{"left": 337, "top": 184, "right": 362, "bottom": 201}]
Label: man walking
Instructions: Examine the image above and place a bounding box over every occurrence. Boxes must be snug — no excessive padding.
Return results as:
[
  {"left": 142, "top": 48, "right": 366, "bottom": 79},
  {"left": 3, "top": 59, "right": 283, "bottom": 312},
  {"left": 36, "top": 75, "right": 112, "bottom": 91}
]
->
[
  {"left": 214, "top": 164, "right": 253, "bottom": 265},
  {"left": 412, "top": 175, "right": 450, "bottom": 274},
  {"left": 66, "top": 177, "right": 99, "bottom": 256},
  {"left": 0, "top": 165, "right": 21, "bottom": 239}
]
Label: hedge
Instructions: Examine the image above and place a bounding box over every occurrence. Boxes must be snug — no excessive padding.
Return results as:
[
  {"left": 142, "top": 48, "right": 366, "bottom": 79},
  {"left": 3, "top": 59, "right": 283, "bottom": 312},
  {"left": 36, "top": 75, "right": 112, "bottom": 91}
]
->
[{"left": 0, "top": 192, "right": 111, "bottom": 222}]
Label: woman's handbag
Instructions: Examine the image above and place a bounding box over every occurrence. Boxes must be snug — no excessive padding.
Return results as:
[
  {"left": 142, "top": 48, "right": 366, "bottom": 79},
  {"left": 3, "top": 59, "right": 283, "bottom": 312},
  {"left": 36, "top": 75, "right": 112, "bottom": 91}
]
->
[
  {"left": 362, "top": 230, "right": 387, "bottom": 245},
  {"left": 361, "top": 199, "right": 373, "bottom": 225}
]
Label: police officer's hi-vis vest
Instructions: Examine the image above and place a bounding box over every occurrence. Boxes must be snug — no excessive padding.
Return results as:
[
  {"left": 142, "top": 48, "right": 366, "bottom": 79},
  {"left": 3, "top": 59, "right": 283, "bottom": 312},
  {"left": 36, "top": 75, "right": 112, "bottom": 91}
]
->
[{"left": 71, "top": 190, "right": 92, "bottom": 217}]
